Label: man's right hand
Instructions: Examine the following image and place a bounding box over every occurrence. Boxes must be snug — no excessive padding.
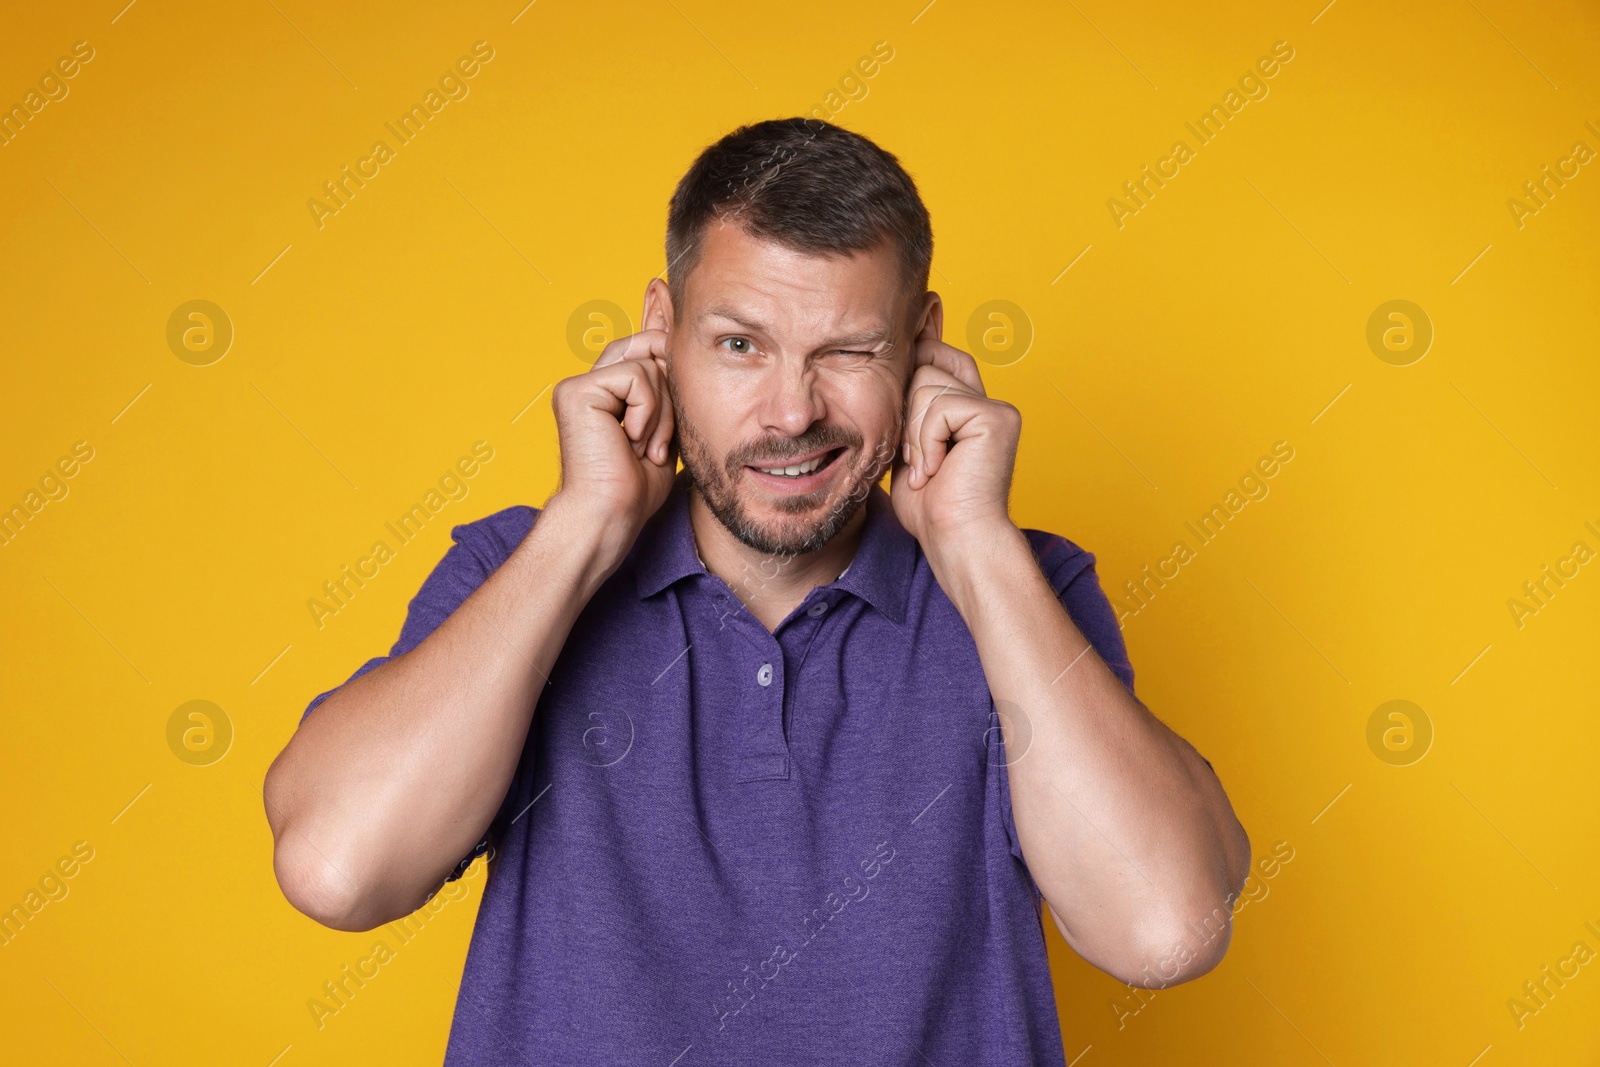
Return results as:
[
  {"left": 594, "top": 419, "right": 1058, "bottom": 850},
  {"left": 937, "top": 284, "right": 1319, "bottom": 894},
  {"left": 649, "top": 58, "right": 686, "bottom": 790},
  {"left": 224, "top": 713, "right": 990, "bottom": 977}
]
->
[{"left": 548, "top": 328, "right": 679, "bottom": 566}]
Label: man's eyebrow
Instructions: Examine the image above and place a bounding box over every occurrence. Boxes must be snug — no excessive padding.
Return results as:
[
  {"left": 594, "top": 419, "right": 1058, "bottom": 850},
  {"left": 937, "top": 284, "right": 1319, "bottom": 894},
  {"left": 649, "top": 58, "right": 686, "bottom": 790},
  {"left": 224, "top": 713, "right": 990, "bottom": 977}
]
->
[
  {"left": 824, "top": 327, "right": 894, "bottom": 348},
  {"left": 699, "top": 305, "right": 766, "bottom": 333},
  {"left": 699, "top": 305, "right": 894, "bottom": 349}
]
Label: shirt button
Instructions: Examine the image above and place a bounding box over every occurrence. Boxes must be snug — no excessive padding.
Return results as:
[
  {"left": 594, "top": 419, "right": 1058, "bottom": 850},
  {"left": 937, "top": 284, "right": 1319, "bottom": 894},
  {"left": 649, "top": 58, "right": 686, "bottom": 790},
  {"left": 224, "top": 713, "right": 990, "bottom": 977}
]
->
[
  {"left": 807, "top": 600, "right": 829, "bottom": 618},
  {"left": 757, "top": 663, "right": 773, "bottom": 687}
]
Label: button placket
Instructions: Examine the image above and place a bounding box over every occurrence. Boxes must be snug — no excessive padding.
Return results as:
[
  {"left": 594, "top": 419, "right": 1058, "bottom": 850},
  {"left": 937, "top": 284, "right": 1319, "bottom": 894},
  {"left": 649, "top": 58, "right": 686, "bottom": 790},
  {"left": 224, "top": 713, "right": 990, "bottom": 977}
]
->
[{"left": 737, "top": 639, "right": 790, "bottom": 782}]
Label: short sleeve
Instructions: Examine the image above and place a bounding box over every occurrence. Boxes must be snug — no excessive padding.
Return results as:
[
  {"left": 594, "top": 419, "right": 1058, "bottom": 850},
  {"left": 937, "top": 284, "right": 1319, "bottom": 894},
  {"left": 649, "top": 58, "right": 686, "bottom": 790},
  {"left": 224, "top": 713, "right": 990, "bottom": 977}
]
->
[
  {"left": 1036, "top": 535, "right": 1135, "bottom": 697},
  {"left": 298, "top": 505, "right": 540, "bottom": 882},
  {"left": 995, "top": 532, "right": 1141, "bottom": 872}
]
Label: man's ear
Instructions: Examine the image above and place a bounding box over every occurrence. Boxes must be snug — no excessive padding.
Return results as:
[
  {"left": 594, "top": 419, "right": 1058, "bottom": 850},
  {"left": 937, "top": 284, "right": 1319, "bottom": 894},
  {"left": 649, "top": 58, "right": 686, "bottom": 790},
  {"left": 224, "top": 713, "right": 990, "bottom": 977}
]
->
[
  {"left": 643, "top": 278, "right": 674, "bottom": 335},
  {"left": 913, "top": 290, "right": 943, "bottom": 343}
]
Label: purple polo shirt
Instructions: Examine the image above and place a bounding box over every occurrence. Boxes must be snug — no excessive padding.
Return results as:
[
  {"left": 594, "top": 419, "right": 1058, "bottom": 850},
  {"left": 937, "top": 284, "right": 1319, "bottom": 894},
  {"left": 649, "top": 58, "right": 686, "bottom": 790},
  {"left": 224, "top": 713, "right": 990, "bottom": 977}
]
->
[{"left": 301, "top": 468, "right": 1134, "bottom": 1065}]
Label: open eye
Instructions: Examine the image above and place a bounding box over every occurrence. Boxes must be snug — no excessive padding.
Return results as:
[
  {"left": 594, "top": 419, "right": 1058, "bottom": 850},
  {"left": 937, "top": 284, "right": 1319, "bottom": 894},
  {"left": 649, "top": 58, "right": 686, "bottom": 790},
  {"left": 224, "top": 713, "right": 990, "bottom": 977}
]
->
[{"left": 719, "top": 337, "right": 755, "bottom": 355}]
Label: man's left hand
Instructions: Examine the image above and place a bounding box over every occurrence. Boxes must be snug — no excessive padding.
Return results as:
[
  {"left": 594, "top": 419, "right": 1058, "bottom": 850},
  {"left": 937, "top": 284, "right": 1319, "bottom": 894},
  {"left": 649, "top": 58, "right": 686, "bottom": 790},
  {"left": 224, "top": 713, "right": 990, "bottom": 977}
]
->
[{"left": 889, "top": 314, "right": 1024, "bottom": 571}]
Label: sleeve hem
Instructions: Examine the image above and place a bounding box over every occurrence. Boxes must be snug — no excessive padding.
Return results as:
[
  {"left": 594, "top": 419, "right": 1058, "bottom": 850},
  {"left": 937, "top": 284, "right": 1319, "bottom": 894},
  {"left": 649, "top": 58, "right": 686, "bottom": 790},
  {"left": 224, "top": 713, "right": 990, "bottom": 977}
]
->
[{"left": 441, "top": 835, "right": 493, "bottom": 884}]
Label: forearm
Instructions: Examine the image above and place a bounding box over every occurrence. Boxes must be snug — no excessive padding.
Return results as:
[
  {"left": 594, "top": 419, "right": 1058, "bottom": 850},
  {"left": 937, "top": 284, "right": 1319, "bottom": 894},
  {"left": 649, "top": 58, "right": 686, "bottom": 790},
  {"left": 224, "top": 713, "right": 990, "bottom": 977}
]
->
[
  {"left": 264, "top": 494, "right": 620, "bottom": 930},
  {"left": 938, "top": 525, "right": 1250, "bottom": 985}
]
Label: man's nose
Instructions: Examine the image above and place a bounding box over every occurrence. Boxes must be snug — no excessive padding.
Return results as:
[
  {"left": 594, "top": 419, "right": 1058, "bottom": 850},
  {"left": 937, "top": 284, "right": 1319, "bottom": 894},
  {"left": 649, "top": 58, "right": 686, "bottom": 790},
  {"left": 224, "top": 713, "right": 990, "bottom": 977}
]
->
[{"left": 755, "top": 358, "right": 825, "bottom": 439}]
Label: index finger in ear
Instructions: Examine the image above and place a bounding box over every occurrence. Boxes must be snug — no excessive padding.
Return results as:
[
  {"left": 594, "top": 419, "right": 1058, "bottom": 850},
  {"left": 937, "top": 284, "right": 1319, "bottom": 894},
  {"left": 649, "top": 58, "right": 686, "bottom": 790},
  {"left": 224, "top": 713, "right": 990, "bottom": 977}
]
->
[
  {"left": 593, "top": 328, "right": 669, "bottom": 369},
  {"left": 913, "top": 335, "right": 987, "bottom": 397}
]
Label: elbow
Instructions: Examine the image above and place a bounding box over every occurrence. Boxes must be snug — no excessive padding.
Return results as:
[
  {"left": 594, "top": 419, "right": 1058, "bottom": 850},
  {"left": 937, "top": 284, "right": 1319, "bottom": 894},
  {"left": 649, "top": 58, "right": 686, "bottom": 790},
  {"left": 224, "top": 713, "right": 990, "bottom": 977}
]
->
[
  {"left": 278, "top": 838, "right": 368, "bottom": 927},
  {"left": 1121, "top": 775, "right": 1253, "bottom": 988},
  {"left": 270, "top": 821, "right": 387, "bottom": 932},
  {"left": 1220, "top": 807, "right": 1253, "bottom": 906},
  {"left": 264, "top": 758, "right": 389, "bottom": 932},
  {"left": 1085, "top": 760, "right": 1253, "bottom": 989},
  {"left": 1119, "top": 892, "right": 1238, "bottom": 989}
]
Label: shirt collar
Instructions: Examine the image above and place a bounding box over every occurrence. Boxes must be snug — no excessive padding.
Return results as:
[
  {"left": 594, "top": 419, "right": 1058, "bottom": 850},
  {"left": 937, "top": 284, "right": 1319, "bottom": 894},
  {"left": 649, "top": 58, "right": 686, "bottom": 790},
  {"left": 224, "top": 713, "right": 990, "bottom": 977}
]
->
[{"left": 634, "top": 468, "right": 918, "bottom": 625}]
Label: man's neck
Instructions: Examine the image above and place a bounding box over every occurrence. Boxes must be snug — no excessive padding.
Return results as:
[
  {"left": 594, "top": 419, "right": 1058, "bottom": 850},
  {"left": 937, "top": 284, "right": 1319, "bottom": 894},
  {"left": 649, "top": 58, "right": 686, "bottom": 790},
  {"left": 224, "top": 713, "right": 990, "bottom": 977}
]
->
[{"left": 687, "top": 487, "right": 867, "bottom": 633}]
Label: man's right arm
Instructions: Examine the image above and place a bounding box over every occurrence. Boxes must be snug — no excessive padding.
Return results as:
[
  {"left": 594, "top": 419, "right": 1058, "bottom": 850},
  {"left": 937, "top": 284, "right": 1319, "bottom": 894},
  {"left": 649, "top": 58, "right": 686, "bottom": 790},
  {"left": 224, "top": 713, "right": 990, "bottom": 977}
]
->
[
  {"left": 264, "top": 327, "right": 679, "bottom": 932},
  {"left": 262, "top": 493, "right": 625, "bottom": 931}
]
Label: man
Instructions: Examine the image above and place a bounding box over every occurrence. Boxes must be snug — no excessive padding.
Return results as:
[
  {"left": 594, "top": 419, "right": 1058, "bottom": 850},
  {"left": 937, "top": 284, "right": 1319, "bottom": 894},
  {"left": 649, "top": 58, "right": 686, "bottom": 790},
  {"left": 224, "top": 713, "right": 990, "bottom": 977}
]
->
[{"left": 264, "top": 117, "right": 1250, "bottom": 1065}]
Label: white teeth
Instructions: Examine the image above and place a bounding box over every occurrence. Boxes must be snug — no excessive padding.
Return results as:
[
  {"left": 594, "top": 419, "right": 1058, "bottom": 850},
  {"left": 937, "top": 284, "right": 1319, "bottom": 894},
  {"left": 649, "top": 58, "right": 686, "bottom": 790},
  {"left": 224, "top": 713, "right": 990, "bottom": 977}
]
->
[{"left": 757, "top": 452, "right": 828, "bottom": 476}]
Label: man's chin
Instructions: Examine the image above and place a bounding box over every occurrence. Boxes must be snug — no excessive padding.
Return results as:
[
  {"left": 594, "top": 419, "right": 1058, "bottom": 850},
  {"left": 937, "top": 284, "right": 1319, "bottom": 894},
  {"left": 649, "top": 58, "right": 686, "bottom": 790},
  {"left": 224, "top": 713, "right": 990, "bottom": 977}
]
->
[
  {"left": 721, "top": 479, "right": 866, "bottom": 556},
  {"left": 730, "top": 495, "right": 833, "bottom": 551}
]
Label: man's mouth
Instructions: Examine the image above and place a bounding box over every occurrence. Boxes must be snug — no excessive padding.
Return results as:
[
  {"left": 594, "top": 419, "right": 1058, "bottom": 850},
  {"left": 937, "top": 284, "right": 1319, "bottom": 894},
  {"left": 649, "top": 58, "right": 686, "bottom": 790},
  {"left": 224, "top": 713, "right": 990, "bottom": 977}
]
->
[{"left": 744, "top": 446, "right": 848, "bottom": 490}]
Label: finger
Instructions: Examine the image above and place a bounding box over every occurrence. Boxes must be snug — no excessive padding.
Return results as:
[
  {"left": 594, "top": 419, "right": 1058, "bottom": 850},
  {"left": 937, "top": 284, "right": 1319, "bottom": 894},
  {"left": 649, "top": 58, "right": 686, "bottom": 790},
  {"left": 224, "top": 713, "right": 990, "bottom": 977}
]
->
[
  {"left": 593, "top": 328, "right": 670, "bottom": 369},
  {"left": 596, "top": 339, "right": 672, "bottom": 461},
  {"left": 910, "top": 391, "right": 984, "bottom": 487},
  {"left": 581, "top": 358, "right": 659, "bottom": 455},
  {"left": 632, "top": 356, "right": 666, "bottom": 453},
  {"left": 889, "top": 438, "right": 913, "bottom": 492},
  {"left": 636, "top": 356, "right": 675, "bottom": 465},
  {"left": 620, "top": 363, "right": 661, "bottom": 455},
  {"left": 903, "top": 377, "right": 964, "bottom": 471},
  {"left": 907, "top": 362, "right": 978, "bottom": 406},
  {"left": 913, "top": 335, "right": 986, "bottom": 397},
  {"left": 648, "top": 355, "right": 676, "bottom": 466}
]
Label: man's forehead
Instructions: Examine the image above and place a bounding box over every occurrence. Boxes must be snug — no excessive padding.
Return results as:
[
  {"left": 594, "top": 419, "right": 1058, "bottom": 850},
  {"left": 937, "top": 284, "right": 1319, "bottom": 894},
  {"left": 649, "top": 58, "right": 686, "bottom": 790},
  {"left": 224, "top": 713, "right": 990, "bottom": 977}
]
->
[{"left": 683, "top": 223, "right": 907, "bottom": 333}]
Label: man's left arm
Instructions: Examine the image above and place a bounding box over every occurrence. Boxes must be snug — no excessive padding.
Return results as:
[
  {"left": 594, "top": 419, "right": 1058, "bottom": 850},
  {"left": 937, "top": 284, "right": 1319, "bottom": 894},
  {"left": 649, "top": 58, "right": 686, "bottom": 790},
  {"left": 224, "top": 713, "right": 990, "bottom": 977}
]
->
[
  {"left": 943, "top": 524, "right": 1251, "bottom": 988},
  {"left": 889, "top": 312, "right": 1251, "bottom": 989}
]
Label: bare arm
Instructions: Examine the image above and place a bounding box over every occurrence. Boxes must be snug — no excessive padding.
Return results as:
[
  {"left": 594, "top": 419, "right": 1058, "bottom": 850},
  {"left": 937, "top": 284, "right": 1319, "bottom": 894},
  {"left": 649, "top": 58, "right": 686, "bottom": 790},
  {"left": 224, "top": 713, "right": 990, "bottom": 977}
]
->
[
  {"left": 263, "top": 495, "right": 619, "bottom": 931},
  {"left": 943, "top": 526, "right": 1251, "bottom": 988},
  {"left": 888, "top": 312, "right": 1249, "bottom": 989},
  {"left": 264, "top": 329, "right": 679, "bottom": 932}
]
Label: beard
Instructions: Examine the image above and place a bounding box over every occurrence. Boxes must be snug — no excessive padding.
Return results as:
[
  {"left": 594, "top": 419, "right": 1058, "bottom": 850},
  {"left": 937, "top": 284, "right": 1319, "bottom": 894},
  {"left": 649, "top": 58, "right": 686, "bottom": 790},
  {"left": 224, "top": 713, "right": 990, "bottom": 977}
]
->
[{"left": 666, "top": 371, "right": 900, "bottom": 558}]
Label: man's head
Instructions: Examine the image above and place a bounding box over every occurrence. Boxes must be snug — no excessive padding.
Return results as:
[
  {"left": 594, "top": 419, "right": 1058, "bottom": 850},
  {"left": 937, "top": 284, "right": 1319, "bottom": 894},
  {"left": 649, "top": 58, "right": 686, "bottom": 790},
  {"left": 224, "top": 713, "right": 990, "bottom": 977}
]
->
[{"left": 643, "top": 117, "right": 938, "bottom": 558}]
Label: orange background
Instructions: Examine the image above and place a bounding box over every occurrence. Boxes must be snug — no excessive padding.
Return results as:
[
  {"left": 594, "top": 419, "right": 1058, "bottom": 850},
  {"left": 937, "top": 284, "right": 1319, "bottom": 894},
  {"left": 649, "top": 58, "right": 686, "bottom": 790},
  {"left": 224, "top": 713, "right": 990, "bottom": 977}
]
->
[{"left": 1, "top": 1, "right": 1598, "bottom": 1063}]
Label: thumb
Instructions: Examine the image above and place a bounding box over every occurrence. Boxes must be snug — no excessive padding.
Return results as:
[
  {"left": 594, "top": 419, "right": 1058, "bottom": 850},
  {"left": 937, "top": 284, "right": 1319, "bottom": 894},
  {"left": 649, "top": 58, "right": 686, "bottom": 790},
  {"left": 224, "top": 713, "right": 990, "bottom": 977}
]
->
[{"left": 889, "top": 441, "right": 915, "bottom": 493}]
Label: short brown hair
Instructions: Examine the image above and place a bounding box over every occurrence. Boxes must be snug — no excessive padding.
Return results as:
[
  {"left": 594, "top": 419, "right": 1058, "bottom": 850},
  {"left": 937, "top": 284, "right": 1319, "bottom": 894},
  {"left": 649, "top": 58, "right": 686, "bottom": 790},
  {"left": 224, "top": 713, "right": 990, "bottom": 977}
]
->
[{"left": 664, "top": 118, "right": 933, "bottom": 323}]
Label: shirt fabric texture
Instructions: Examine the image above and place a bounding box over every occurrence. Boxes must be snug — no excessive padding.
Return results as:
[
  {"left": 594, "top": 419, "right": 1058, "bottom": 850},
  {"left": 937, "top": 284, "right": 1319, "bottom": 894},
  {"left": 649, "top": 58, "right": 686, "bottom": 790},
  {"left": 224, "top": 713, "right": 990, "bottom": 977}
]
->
[{"left": 300, "top": 468, "right": 1136, "bottom": 1065}]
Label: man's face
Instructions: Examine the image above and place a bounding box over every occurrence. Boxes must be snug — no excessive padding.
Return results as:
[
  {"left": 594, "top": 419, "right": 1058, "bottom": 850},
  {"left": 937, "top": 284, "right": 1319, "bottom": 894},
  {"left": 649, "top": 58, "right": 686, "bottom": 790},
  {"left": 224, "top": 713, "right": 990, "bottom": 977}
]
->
[{"left": 658, "top": 221, "right": 921, "bottom": 557}]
